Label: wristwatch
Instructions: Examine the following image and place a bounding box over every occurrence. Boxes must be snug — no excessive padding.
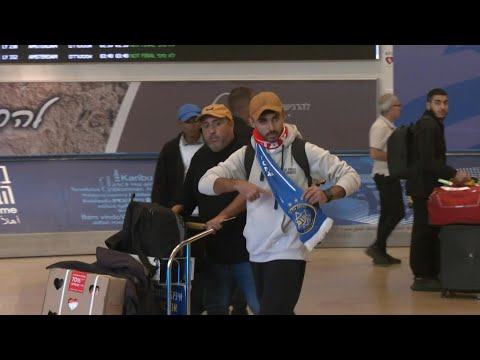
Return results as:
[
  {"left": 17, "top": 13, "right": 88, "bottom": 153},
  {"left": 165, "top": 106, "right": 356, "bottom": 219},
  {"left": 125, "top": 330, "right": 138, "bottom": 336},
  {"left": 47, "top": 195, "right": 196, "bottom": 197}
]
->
[{"left": 323, "top": 188, "right": 334, "bottom": 203}]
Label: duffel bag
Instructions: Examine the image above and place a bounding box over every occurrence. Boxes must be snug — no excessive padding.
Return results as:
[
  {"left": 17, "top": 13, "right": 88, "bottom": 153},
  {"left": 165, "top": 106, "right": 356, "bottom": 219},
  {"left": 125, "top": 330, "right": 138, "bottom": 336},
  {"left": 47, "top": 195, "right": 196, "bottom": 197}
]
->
[{"left": 428, "top": 186, "right": 480, "bottom": 225}]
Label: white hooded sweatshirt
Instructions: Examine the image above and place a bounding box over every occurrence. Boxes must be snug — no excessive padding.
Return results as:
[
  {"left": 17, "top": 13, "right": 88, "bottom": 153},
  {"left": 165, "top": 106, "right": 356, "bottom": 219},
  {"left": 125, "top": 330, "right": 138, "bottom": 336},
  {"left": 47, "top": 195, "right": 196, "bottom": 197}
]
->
[{"left": 198, "top": 124, "right": 361, "bottom": 263}]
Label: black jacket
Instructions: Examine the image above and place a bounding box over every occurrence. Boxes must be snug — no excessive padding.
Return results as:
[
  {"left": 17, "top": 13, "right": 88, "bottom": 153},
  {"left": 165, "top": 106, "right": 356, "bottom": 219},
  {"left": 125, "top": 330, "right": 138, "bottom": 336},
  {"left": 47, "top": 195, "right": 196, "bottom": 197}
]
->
[
  {"left": 151, "top": 134, "right": 184, "bottom": 207},
  {"left": 233, "top": 116, "right": 253, "bottom": 146},
  {"left": 182, "top": 138, "right": 249, "bottom": 265},
  {"left": 406, "top": 110, "right": 457, "bottom": 198}
]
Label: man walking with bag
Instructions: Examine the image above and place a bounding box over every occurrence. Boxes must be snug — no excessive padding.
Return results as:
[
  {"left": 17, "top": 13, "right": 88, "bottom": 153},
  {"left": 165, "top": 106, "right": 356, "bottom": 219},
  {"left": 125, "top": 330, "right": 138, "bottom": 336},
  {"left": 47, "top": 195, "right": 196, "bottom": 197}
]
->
[
  {"left": 407, "top": 88, "right": 470, "bottom": 291},
  {"left": 365, "top": 93, "right": 404, "bottom": 266}
]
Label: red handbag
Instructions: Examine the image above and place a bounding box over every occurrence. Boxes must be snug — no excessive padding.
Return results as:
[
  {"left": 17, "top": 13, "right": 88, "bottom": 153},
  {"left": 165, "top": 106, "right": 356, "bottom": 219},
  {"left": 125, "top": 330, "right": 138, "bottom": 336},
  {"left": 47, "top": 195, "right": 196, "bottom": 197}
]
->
[{"left": 428, "top": 186, "right": 480, "bottom": 225}]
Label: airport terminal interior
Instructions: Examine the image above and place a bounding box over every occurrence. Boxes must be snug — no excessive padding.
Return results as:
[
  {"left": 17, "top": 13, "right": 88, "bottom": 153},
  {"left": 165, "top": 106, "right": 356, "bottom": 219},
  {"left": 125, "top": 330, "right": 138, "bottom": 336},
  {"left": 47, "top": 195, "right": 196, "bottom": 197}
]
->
[
  {"left": 1, "top": 45, "right": 480, "bottom": 315},
  {"left": 2, "top": 247, "right": 480, "bottom": 315}
]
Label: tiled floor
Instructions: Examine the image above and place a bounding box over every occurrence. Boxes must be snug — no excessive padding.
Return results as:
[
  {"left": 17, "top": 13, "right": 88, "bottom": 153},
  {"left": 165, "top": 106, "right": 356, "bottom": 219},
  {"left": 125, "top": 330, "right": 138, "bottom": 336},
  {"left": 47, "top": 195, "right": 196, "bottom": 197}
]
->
[{"left": 2, "top": 248, "right": 480, "bottom": 315}]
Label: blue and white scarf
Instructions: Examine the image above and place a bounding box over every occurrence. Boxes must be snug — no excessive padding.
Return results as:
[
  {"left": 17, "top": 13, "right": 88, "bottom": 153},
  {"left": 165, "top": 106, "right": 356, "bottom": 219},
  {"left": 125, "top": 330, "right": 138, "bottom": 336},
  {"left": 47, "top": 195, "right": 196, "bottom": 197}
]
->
[{"left": 255, "top": 142, "right": 333, "bottom": 251}]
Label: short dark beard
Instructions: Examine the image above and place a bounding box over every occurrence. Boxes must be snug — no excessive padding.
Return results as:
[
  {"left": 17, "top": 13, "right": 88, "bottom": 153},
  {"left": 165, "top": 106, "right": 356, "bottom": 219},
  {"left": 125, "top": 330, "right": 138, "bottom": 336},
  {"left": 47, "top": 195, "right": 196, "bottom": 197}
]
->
[{"left": 428, "top": 109, "right": 447, "bottom": 122}]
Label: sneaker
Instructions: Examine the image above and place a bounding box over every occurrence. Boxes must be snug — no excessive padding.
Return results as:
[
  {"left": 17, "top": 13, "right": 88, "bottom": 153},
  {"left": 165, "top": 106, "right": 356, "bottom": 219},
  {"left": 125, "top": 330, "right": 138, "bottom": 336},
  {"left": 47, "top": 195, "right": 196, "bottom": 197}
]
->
[
  {"left": 385, "top": 253, "right": 401, "bottom": 264},
  {"left": 365, "top": 246, "right": 392, "bottom": 266},
  {"left": 410, "top": 277, "right": 442, "bottom": 292}
]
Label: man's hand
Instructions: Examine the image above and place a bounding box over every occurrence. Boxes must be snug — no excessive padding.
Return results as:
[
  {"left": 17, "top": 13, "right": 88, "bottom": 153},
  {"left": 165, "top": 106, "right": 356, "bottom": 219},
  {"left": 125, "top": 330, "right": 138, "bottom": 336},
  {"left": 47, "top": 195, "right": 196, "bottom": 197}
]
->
[
  {"left": 206, "top": 214, "right": 239, "bottom": 234},
  {"left": 301, "top": 186, "right": 327, "bottom": 204},
  {"left": 453, "top": 171, "right": 471, "bottom": 185},
  {"left": 234, "top": 180, "right": 272, "bottom": 202},
  {"left": 206, "top": 214, "right": 228, "bottom": 234},
  {"left": 171, "top": 204, "right": 183, "bottom": 215}
]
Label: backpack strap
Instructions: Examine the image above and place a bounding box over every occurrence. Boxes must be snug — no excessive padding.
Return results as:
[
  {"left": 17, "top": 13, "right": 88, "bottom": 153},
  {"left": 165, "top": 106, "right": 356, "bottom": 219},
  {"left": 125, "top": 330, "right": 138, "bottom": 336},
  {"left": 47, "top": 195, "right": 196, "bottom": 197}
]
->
[
  {"left": 244, "top": 138, "right": 312, "bottom": 186},
  {"left": 291, "top": 138, "right": 312, "bottom": 187},
  {"left": 244, "top": 143, "right": 255, "bottom": 181}
]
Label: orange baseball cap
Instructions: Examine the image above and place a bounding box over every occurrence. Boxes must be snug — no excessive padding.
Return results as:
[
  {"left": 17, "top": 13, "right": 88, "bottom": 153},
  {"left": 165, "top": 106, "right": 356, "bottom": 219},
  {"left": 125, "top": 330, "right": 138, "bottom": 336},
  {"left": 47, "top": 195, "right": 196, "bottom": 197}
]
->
[
  {"left": 249, "top": 92, "right": 284, "bottom": 121},
  {"left": 197, "top": 104, "right": 233, "bottom": 122}
]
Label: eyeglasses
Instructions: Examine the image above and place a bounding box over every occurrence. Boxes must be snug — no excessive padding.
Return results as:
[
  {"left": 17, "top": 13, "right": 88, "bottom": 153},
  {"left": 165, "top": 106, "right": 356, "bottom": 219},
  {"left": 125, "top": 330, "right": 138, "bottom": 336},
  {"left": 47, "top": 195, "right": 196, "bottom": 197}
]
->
[{"left": 200, "top": 118, "right": 227, "bottom": 130}]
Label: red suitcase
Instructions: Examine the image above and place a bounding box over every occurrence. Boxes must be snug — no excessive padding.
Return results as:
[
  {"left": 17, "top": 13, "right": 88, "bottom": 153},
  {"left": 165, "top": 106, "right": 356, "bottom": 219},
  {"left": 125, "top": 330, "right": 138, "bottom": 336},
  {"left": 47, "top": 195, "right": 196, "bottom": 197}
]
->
[{"left": 428, "top": 186, "right": 480, "bottom": 225}]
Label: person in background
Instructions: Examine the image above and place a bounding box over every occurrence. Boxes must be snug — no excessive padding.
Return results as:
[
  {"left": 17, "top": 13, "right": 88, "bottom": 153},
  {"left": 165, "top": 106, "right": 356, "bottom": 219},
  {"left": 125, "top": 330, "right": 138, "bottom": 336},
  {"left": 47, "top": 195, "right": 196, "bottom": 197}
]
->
[
  {"left": 227, "top": 86, "right": 255, "bottom": 145},
  {"left": 151, "top": 103, "right": 203, "bottom": 208},
  {"left": 226, "top": 86, "right": 256, "bottom": 315},
  {"left": 150, "top": 103, "right": 206, "bottom": 314},
  {"left": 365, "top": 93, "right": 404, "bottom": 266},
  {"left": 406, "top": 88, "right": 470, "bottom": 292},
  {"left": 177, "top": 104, "right": 259, "bottom": 315},
  {"left": 198, "top": 92, "right": 361, "bottom": 314}
]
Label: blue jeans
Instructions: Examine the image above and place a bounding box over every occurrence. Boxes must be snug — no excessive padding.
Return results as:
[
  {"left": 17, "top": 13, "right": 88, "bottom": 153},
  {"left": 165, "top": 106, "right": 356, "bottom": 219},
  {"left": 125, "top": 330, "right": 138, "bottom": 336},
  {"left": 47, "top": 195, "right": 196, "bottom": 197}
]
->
[{"left": 205, "top": 261, "right": 259, "bottom": 315}]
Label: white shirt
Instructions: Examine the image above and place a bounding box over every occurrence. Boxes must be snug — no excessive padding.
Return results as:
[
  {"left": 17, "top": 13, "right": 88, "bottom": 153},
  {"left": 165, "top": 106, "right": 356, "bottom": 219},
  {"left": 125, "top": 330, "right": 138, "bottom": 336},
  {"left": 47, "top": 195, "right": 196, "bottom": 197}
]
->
[{"left": 369, "top": 115, "right": 395, "bottom": 177}]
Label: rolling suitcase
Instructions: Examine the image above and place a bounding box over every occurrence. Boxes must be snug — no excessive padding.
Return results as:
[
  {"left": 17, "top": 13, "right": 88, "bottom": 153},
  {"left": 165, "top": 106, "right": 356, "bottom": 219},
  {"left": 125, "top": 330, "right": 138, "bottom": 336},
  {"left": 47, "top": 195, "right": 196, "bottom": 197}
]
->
[{"left": 439, "top": 225, "right": 480, "bottom": 298}]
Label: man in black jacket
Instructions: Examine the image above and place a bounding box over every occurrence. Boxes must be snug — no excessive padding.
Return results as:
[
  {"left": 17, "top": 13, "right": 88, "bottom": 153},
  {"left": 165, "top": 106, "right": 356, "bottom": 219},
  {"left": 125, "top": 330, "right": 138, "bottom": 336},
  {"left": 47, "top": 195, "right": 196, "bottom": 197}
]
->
[
  {"left": 178, "top": 104, "right": 259, "bottom": 315},
  {"left": 151, "top": 103, "right": 203, "bottom": 207},
  {"left": 406, "top": 88, "right": 470, "bottom": 292},
  {"left": 150, "top": 103, "right": 205, "bottom": 313}
]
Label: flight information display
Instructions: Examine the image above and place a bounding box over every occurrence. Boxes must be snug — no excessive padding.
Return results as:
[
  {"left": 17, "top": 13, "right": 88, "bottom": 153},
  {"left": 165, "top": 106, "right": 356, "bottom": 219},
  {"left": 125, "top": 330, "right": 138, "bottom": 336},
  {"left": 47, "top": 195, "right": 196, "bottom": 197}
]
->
[{"left": 0, "top": 45, "right": 379, "bottom": 63}]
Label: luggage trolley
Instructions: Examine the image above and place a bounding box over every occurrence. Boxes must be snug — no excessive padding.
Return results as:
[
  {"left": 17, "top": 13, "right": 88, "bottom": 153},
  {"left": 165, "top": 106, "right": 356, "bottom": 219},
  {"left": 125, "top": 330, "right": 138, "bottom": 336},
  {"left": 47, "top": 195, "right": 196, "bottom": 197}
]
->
[
  {"left": 130, "top": 217, "right": 235, "bottom": 315},
  {"left": 162, "top": 226, "right": 214, "bottom": 315},
  {"left": 129, "top": 221, "right": 212, "bottom": 315},
  {"left": 163, "top": 218, "right": 235, "bottom": 315}
]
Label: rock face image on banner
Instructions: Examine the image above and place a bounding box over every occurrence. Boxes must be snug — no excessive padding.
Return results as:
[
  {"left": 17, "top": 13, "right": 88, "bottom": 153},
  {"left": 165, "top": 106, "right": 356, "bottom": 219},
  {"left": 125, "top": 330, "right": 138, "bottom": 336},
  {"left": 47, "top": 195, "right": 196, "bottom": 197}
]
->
[
  {"left": 0, "top": 80, "right": 377, "bottom": 155},
  {"left": 0, "top": 82, "right": 128, "bottom": 155}
]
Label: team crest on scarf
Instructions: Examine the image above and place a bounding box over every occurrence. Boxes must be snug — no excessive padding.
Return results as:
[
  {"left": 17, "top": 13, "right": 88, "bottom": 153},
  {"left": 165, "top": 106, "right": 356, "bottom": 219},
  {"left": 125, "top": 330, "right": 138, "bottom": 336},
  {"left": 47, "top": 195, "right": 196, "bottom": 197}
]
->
[
  {"left": 289, "top": 203, "right": 317, "bottom": 234},
  {"left": 255, "top": 143, "right": 333, "bottom": 251}
]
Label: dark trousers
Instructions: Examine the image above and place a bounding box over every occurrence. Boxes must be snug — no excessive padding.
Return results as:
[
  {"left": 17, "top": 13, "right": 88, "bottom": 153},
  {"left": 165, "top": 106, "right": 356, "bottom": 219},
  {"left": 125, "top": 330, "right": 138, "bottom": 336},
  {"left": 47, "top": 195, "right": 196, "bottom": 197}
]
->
[
  {"left": 230, "top": 286, "right": 248, "bottom": 314},
  {"left": 373, "top": 174, "right": 405, "bottom": 250},
  {"left": 409, "top": 197, "right": 440, "bottom": 278},
  {"left": 251, "top": 260, "right": 306, "bottom": 315}
]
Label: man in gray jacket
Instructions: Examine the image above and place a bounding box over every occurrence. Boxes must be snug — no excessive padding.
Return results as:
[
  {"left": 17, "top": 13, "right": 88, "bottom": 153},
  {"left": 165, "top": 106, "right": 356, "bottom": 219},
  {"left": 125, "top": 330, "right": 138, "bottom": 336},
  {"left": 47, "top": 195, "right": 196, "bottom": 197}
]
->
[{"left": 198, "top": 91, "right": 361, "bottom": 314}]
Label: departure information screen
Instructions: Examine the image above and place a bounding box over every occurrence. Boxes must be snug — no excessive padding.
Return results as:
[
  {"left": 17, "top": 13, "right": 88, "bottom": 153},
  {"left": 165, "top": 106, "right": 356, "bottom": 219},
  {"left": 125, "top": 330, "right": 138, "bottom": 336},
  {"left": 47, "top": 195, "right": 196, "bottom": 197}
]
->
[{"left": 0, "top": 45, "right": 379, "bottom": 63}]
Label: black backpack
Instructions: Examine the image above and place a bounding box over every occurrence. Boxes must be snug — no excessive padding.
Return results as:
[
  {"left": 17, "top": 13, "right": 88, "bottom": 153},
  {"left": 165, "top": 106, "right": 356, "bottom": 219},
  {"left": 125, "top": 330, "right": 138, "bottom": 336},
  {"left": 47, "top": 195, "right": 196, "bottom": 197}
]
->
[
  {"left": 105, "top": 194, "right": 185, "bottom": 277},
  {"left": 244, "top": 137, "right": 313, "bottom": 186},
  {"left": 387, "top": 123, "right": 415, "bottom": 179}
]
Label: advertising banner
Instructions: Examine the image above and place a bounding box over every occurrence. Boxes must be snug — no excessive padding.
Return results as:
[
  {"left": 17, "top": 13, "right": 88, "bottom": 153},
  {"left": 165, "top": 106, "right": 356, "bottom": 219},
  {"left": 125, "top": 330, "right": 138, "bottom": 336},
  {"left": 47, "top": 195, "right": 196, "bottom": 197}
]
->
[
  {"left": 0, "top": 80, "right": 377, "bottom": 155},
  {"left": 1, "top": 156, "right": 478, "bottom": 235}
]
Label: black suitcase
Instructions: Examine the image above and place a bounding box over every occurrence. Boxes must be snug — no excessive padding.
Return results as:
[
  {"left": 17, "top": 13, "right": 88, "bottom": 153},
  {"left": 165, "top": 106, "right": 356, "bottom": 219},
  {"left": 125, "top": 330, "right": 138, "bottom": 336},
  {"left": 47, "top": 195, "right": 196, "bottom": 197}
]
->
[{"left": 439, "top": 224, "right": 480, "bottom": 298}]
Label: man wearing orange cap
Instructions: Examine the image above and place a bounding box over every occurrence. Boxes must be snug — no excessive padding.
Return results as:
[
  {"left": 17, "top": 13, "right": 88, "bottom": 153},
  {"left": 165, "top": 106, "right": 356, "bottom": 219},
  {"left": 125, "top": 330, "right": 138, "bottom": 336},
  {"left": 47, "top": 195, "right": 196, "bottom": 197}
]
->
[
  {"left": 175, "top": 104, "right": 259, "bottom": 315},
  {"left": 198, "top": 92, "right": 361, "bottom": 314}
]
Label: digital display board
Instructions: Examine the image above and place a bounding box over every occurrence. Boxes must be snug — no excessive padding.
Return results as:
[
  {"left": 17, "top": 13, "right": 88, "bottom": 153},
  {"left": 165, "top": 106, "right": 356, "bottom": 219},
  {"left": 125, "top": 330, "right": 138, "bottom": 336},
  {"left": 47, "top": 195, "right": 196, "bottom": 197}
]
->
[{"left": 0, "top": 45, "right": 379, "bottom": 63}]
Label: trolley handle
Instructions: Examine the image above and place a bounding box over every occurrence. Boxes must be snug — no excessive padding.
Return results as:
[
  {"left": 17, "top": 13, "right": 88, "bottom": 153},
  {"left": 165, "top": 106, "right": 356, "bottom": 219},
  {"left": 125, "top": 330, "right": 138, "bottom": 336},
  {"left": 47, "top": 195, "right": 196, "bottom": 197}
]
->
[
  {"left": 185, "top": 216, "right": 236, "bottom": 230},
  {"left": 165, "top": 217, "right": 236, "bottom": 315}
]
